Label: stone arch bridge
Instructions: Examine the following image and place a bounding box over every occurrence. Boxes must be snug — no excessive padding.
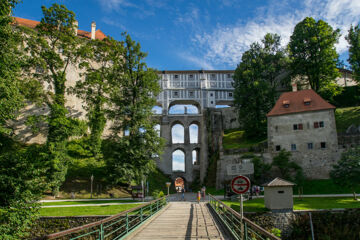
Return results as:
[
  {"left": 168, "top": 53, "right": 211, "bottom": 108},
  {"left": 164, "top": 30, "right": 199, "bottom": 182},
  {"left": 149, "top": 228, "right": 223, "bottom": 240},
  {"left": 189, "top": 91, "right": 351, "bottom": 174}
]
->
[{"left": 154, "top": 70, "right": 236, "bottom": 188}]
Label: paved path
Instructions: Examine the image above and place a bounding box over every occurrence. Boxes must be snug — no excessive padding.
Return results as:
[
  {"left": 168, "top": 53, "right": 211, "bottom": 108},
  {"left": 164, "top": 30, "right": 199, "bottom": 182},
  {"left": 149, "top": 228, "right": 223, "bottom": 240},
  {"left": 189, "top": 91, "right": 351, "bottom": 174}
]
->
[{"left": 128, "top": 202, "right": 230, "bottom": 240}]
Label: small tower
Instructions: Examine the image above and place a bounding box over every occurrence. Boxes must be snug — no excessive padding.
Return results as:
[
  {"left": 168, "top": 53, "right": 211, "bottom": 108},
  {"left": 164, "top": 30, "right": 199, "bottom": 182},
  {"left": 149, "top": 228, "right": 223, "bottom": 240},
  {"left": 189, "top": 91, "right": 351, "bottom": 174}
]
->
[{"left": 263, "top": 177, "right": 295, "bottom": 212}]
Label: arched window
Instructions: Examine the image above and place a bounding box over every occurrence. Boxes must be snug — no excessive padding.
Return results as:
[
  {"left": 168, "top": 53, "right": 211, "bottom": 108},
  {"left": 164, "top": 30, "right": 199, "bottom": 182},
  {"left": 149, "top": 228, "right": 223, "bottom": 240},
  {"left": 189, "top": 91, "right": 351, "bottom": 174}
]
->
[
  {"left": 152, "top": 106, "right": 162, "bottom": 114},
  {"left": 172, "top": 150, "right": 185, "bottom": 172},
  {"left": 192, "top": 150, "right": 198, "bottom": 165},
  {"left": 169, "top": 104, "right": 199, "bottom": 114},
  {"left": 189, "top": 123, "right": 199, "bottom": 143},
  {"left": 154, "top": 124, "right": 160, "bottom": 137},
  {"left": 171, "top": 124, "right": 184, "bottom": 143}
]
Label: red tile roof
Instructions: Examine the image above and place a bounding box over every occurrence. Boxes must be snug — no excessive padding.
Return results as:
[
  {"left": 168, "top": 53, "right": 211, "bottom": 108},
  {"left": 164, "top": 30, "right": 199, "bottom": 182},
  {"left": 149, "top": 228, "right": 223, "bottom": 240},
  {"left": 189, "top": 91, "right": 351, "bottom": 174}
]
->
[
  {"left": 13, "top": 17, "right": 106, "bottom": 40},
  {"left": 267, "top": 89, "right": 335, "bottom": 117}
]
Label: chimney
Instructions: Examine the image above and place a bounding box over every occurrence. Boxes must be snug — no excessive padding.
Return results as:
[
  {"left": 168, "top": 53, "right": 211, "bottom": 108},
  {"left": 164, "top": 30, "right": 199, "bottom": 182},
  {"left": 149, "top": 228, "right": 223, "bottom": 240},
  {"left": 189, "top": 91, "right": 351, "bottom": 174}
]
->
[
  {"left": 91, "top": 21, "right": 96, "bottom": 40},
  {"left": 292, "top": 83, "right": 297, "bottom": 92},
  {"left": 73, "top": 20, "right": 78, "bottom": 35}
]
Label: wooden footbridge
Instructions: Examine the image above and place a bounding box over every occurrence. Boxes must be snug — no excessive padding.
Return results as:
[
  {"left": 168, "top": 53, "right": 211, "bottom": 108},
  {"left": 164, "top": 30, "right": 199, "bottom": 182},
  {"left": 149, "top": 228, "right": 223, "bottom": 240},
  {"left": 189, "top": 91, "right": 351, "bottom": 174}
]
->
[{"left": 41, "top": 194, "right": 280, "bottom": 240}]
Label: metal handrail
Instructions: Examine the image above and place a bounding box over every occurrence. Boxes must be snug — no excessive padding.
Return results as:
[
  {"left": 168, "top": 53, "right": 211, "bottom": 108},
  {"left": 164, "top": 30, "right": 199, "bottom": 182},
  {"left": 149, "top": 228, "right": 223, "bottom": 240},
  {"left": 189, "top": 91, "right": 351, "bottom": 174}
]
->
[
  {"left": 38, "top": 197, "right": 167, "bottom": 240},
  {"left": 208, "top": 194, "right": 281, "bottom": 240}
]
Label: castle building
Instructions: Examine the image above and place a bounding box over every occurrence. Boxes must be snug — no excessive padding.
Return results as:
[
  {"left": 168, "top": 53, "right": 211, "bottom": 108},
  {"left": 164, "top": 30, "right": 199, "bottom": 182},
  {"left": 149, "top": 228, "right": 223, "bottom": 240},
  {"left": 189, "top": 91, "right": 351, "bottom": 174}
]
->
[{"left": 267, "top": 85, "right": 340, "bottom": 178}]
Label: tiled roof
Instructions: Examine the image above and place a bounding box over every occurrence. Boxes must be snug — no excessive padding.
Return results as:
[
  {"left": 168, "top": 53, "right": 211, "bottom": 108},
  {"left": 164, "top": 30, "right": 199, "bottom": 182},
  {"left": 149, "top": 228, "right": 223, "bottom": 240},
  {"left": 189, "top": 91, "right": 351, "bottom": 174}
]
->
[
  {"left": 267, "top": 89, "right": 335, "bottom": 117},
  {"left": 262, "top": 177, "right": 295, "bottom": 187},
  {"left": 159, "top": 70, "right": 235, "bottom": 74},
  {"left": 13, "top": 17, "right": 106, "bottom": 40}
]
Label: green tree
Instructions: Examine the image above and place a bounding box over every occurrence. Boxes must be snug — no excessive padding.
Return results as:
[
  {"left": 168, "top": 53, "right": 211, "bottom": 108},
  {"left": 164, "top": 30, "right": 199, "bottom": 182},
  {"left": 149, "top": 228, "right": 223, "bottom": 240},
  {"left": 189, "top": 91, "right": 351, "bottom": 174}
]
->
[
  {"left": 289, "top": 17, "right": 341, "bottom": 100},
  {"left": 70, "top": 38, "right": 124, "bottom": 158},
  {"left": 346, "top": 24, "right": 360, "bottom": 84},
  {"left": 331, "top": 147, "right": 360, "bottom": 200},
  {"left": 0, "top": 145, "right": 48, "bottom": 239},
  {"left": 251, "top": 156, "right": 271, "bottom": 185},
  {"left": 0, "top": 0, "right": 24, "bottom": 136},
  {"left": 106, "top": 34, "right": 163, "bottom": 185},
  {"left": 272, "top": 150, "right": 303, "bottom": 182},
  {"left": 233, "top": 33, "right": 289, "bottom": 139},
  {"left": 25, "top": 4, "right": 85, "bottom": 195}
]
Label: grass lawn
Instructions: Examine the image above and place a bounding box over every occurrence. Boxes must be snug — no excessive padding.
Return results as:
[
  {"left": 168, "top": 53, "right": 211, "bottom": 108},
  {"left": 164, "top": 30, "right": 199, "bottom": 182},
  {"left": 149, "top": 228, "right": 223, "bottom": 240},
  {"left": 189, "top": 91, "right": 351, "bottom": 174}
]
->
[
  {"left": 294, "top": 179, "right": 360, "bottom": 195},
  {"left": 222, "top": 130, "right": 265, "bottom": 150},
  {"left": 335, "top": 106, "right": 360, "bottom": 133},
  {"left": 41, "top": 200, "right": 137, "bottom": 206},
  {"left": 39, "top": 203, "right": 141, "bottom": 216},
  {"left": 223, "top": 197, "right": 360, "bottom": 212}
]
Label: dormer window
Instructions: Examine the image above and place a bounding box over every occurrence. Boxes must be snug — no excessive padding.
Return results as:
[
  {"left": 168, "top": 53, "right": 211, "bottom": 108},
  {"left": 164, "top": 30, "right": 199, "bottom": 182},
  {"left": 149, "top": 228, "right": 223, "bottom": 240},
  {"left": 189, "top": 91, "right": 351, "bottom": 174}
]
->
[
  {"left": 283, "top": 100, "right": 290, "bottom": 108},
  {"left": 304, "top": 97, "right": 311, "bottom": 106}
]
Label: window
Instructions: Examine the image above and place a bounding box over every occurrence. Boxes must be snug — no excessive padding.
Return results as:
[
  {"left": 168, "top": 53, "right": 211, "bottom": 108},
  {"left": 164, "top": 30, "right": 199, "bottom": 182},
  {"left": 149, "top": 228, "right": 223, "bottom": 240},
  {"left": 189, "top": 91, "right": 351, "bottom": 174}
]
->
[
  {"left": 314, "top": 121, "right": 324, "bottom": 128},
  {"left": 227, "top": 73, "right": 231, "bottom": 78},
  {"left": 173, "top": 91, "right": 179, "bottom": 97},
  {"left": 189, "top": 91, "right": 194, "bottom": 97},
  {"left": 291, "top": 144, "right": 296, "bottom": 151},
  {"left": 283, "top": 100, "right": 290, "bottom": 108},
  {"left": 293, "top": 123, "right": 303, "bottom": 130},
  {"left": 275, "top": 145, "right": 281, "bottom": 151},
  {"left": 321, "top": 142, "right": 326, "bottom": 149},
  {"left": 174, "top": 74, "right": 179, "bottom": 79},
  {"left": 189, "top": 74, "right": 194, "bottom": 79},
  {"left": 308, "top": 143, "right": 313, "bottom": 150},
  {"left": 275, "top": 126, "right": 278, "bottom": 132},
  {"left": 210, "top": 101, "right": 214, "bottom": 104},
  {"left": 278, "top": 191, "right": 284, "bottom": 194},
  {"left": 228, "top": 92, "right": 233, "bottom": 97},
  {"left": 304, "top": 97, "right": 311, "bottom": 105},
  {"left": 284, "top": 104, "right": 290, "bottom": 108},
  {"left": 304, "top": 101, "right": 310, "bottom": 106},
  {"left": 210, "top": 74, "right": 216, "bottom": 80},
  {"left": 210, "top": 93, "right": 213, "bottom": 97}
]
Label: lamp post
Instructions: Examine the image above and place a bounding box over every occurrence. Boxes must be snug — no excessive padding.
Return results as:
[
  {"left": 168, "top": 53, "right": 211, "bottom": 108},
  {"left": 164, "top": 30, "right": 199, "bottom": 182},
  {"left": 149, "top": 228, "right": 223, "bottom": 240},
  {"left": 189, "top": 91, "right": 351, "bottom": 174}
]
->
[
  {"left": 166, "top": 182, "right": 171, "bottom": 196},
  {"left": 90, "top": 174, "right": 94, "bottom": 199}
]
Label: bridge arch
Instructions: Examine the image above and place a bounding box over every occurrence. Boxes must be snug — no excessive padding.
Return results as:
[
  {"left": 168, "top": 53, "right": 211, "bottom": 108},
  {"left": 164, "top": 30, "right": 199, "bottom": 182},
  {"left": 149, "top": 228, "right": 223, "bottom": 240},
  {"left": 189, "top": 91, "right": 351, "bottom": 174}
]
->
[
  {"left": 192, "top": 148, "right": 200, "bottom": 165},
  {"left": 172, "top": 149, "right": 185, "bottom": 172},
  {"left": 168, "top": 100, "right": 201, "bottom": 115},
  {"left": 171, "top": 122, "right": 185, "bottom": 144}
]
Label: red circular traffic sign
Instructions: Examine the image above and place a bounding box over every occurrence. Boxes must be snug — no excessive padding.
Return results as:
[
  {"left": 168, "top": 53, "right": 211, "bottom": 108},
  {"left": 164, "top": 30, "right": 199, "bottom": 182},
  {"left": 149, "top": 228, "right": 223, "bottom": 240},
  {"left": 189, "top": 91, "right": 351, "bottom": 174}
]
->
[{"left": 231, "top": 176, "right": 250, "bottom": 194}]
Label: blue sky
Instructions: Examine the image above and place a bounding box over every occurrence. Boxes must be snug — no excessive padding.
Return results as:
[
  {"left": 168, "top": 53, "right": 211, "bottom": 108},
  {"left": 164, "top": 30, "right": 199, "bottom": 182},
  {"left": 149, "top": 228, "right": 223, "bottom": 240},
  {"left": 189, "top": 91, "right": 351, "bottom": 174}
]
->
[{"left": 14, "top": 0, "right": 360, "bottom": 70}]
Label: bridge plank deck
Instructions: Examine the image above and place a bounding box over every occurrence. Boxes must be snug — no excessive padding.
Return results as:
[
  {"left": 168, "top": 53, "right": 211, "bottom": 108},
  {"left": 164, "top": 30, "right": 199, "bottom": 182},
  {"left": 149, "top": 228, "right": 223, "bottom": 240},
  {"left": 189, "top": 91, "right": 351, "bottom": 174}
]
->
[{"left": 128, "top": 202, "right": 228, "bottom": 240}]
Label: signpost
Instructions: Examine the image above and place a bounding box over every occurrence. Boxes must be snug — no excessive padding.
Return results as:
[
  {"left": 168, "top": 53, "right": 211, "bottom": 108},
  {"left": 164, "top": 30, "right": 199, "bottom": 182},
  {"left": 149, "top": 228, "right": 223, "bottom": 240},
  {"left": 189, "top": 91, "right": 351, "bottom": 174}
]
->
[{"left": 231, "top": 175, "right": 251, "bottom": 219}]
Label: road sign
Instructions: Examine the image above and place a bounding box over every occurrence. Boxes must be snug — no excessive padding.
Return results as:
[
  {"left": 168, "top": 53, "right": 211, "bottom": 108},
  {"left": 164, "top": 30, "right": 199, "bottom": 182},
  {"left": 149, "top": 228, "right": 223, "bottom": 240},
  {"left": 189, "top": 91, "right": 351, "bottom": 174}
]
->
[
  {"left": 227, "top": 163, "right": 254, "bottom": 175},
  {"left": 231, "top": 176, "right": 250, "bottom": 194}
]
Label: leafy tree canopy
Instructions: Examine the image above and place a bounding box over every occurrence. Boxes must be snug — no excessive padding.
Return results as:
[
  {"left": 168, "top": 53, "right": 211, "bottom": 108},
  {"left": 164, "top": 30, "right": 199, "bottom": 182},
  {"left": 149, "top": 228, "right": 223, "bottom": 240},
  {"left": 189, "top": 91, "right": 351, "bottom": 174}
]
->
[
  {"left": 289, "top": 17, "right": 341, "bottom": 100},
  {"left": 331, "top": 147, "right": 360, "bottom": 199},
  {"left": 346, "top": 24, "right": 360, "bottom": 84},
  {"left": 233, "top": 33, "right": 289, "bottom": 139},
  {"left": 106, "top": 33, "right": 164, "bottom": 185}
]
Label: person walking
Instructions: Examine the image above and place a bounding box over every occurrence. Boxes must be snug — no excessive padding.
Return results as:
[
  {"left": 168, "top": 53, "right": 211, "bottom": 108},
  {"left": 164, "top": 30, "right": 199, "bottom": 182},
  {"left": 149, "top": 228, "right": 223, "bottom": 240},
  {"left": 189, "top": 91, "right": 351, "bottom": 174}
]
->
[{"left": 181, "top": 187, "right": 185, "bottom": 201}]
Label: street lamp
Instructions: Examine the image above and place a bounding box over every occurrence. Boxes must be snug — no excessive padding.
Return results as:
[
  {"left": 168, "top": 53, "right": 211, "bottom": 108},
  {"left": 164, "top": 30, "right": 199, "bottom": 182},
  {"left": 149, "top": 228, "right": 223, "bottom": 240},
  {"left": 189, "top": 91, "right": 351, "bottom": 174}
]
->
[{"left": 166, "top": 182, "right": 171, "bottom": 196}]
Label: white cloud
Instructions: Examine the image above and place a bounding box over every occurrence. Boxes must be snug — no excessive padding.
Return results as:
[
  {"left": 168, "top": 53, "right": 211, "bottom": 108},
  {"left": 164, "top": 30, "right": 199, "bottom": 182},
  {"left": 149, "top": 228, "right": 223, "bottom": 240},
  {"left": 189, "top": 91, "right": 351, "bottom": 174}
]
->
[
  {"left": 190, "top": 0, "right": 360, "bottom": 68},
  {"left": 98, "top": 0, "right": 137, "bottom": 11},
  {"left": 171, "top": 124, "right": 184, "bottom": 143},
  {"left": 172, "top": 150, "right": 185, "bottom": 171}
]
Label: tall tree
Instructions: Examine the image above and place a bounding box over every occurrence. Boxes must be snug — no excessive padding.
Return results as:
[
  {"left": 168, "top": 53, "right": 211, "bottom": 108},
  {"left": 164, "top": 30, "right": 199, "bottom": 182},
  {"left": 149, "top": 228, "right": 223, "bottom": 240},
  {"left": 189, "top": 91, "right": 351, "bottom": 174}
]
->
[
  {"left": 0, "top": 2, "right": 48, "bottom": 239},
  {"left": 70, "top": 38, "right": 124, "bottom": 158},
  {"left": 289, "top": 17, "right": 341, "bottom": 99},
  {"left": 233, "top": 33, "right": 289, "bottom": 139},
  {"left": 331, "top": 147, "right": 360, "bottom": 200},
  {"left": 0, "top": 0, "right": 24, "bottom": 137},
  {"left": 106, "top": 34, "right": 163, "bottom": 184},
  {"left": 25, "top": 4, "right": 85, "bottom": 195},
  {"left": 346, "top": 24, "right": 360, "bottom": 84}
]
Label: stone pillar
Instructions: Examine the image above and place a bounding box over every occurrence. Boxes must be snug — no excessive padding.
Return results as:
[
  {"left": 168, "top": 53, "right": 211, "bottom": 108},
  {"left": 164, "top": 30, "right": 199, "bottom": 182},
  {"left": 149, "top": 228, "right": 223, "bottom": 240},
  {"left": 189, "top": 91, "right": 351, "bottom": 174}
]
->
[{"left": 184, "top": 126, "right": 190, "bottom": 144}]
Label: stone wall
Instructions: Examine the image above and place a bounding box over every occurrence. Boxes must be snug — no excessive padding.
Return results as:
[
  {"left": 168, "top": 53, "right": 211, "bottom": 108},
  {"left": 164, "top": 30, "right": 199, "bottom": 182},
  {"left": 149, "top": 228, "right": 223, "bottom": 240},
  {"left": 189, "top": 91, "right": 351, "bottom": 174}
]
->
[{"left": 218, "top": 107, "right": 240, "bottom": 130}]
